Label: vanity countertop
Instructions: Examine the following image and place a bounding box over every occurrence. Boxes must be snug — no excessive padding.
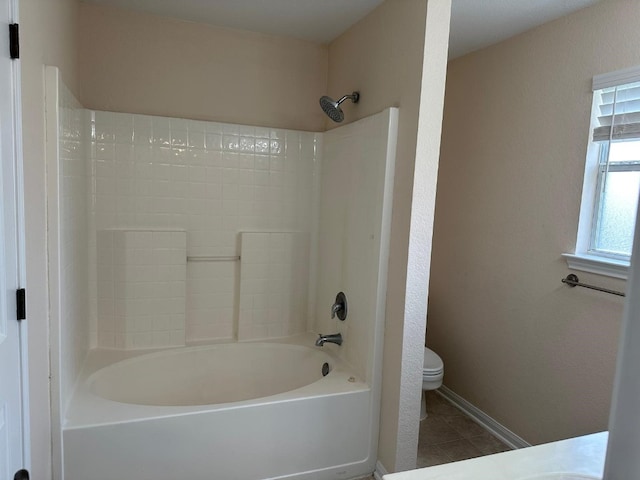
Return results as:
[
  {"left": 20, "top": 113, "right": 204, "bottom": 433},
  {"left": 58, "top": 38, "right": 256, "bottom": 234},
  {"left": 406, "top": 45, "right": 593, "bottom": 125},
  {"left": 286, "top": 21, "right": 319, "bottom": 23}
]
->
[{"left": 383, "top": 431, "right": 607, "bottom": 480}]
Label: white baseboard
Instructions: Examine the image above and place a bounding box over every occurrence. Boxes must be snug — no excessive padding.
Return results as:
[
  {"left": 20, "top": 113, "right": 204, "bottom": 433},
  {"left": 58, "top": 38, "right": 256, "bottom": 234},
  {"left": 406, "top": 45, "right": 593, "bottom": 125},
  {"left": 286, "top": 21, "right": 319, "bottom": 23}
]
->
[
  {"left": 373, "top": 460, "right": 388, "bottom": 479},
  {"left": 437, "top": 385, "right": 531, "bottom": 450}
]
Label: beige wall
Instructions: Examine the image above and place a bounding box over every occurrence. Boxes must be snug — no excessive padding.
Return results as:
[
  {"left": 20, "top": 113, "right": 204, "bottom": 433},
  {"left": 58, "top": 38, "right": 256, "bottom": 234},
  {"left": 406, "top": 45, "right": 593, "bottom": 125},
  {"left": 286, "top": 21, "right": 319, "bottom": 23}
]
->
[
  {"left": 20, "top": 0, "right": 80, "bottom": 478},
  {"left": 430, "top": 0, "right": 640, "bottom": 445},
  {"left": 78, "top": 2, "right": 328, "bottom": 132},
  {"left": 327, "top": 0, "right": 451, "bottom": 471}
]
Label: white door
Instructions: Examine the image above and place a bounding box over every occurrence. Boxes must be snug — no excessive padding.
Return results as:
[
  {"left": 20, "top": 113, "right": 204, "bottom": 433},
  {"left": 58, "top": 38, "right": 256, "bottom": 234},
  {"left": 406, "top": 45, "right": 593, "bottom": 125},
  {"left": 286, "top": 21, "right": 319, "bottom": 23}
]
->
[{"left": 0, "top": 0, "right": 27, "bottom": 478}]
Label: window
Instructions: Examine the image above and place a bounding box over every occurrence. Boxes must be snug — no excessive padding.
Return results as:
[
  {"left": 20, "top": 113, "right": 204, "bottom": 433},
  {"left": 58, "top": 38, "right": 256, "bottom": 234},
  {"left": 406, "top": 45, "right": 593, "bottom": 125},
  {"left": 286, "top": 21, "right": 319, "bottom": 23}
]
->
[
  {"left": 591, "top": 139, "right": 640, "bottom": 257},
  {"left": 564, "top": 66, "right": 640, "bottom": 279}
]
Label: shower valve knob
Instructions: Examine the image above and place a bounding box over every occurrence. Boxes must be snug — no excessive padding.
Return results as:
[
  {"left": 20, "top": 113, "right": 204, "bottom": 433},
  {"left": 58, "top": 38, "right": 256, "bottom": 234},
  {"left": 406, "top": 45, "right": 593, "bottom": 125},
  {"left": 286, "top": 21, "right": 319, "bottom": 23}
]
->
[{"left": 331, "top": 292, "right": 347, "bottom": 321}]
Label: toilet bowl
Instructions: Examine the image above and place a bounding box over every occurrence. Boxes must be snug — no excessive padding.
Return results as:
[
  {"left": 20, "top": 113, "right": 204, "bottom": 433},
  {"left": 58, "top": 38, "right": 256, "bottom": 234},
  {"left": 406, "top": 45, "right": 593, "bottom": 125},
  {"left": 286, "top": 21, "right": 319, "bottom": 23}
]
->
[{"left": 421, "top": 347, "right": 444, "bottom": 420}]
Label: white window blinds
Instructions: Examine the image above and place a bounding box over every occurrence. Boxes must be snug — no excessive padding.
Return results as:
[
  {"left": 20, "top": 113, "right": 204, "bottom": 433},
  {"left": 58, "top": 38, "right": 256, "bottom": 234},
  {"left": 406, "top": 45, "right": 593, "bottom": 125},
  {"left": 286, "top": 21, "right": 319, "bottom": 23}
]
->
[{"left": 593, "top": 65, "right": 640, "bottom": 142}]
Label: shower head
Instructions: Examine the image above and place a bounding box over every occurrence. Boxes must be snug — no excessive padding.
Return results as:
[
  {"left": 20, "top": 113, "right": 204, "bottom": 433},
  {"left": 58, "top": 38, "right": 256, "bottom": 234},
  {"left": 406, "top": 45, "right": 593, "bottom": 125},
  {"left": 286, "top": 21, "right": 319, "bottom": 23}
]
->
[{"left": 319, "top": 92, "right": 360, "bottom": 123}]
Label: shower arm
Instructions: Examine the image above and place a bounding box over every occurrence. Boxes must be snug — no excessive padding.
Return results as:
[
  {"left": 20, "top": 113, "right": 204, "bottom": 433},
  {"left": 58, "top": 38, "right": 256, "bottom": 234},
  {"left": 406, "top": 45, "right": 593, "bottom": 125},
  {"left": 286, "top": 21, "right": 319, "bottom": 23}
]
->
[{"left": 336, "top": 93, "right": 360, "bottom": 106}]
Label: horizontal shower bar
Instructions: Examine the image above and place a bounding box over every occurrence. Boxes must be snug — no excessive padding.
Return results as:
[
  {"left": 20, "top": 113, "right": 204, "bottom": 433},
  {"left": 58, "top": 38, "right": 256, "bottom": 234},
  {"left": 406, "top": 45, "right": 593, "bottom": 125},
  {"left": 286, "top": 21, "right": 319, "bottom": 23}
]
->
[
  {"left": 187, "top": 255, "right": 241, "bottom": 262},
  {"left": 561, "top": 274, "right": 625, "bottom": 297}
]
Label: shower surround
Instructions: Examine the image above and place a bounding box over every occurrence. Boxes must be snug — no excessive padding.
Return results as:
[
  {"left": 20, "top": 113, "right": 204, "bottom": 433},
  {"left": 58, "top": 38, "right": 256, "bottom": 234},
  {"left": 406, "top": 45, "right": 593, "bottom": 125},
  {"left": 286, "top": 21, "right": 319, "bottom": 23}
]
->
[
  {"left": 88, "top": 109, "right": 320, "bottom": 348},
  {"left": 47, "top": 67, "right": 398, "bottom": 479}
]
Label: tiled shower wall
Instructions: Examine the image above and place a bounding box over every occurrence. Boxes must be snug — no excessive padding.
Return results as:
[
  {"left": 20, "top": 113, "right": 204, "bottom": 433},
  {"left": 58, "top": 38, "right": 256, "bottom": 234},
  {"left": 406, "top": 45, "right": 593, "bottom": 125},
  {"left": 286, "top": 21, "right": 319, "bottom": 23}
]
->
[
  {"left": 58, "top": 76, "right": 90, "bottom": 408},
  {"left": 97, "top": 230, "right": 186, "bottom": 349},
  {"left": 88, "top": 111, "right": 320, "bottom": 346},
  {"left": 315, "top": 109, "right": 397, "bottom": 383},
  {"left": 238, "top": 232, "right": 310, "bottom": 340}
]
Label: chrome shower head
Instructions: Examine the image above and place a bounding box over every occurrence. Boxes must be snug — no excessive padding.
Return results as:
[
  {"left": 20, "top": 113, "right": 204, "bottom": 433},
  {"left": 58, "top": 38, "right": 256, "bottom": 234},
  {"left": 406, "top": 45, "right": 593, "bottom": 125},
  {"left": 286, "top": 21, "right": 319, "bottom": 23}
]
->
[{"left": 319, "top": 92, "right": 360, "bottom": 123}]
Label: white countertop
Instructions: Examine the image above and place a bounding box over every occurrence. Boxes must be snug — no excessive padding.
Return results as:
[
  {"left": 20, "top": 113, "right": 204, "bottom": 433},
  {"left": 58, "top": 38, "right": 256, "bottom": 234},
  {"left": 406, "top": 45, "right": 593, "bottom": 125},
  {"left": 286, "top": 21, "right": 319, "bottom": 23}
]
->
[{"left": 383, "top": 432, "right": 607, "bottom": 480}]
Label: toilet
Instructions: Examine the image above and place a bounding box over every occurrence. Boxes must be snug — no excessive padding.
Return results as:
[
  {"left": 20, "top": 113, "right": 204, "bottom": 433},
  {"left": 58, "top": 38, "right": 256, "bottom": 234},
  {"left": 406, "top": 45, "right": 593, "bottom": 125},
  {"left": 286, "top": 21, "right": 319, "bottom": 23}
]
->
[{"left": 421, "top": 347, "right": 444, "bottom": 420}]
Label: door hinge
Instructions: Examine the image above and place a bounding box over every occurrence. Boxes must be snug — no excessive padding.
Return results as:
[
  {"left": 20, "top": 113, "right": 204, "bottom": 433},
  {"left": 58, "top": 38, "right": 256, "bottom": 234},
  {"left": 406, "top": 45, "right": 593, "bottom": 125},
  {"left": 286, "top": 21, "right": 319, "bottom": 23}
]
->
[
  {"left": 9, "top": 23, "right": 19, "bottom": 59},
  {"left": 16, "top": 288, "right": 25, "bottom": 321},
  {"left": 14, "top": 469, "right": 30, "bottom": 480}
]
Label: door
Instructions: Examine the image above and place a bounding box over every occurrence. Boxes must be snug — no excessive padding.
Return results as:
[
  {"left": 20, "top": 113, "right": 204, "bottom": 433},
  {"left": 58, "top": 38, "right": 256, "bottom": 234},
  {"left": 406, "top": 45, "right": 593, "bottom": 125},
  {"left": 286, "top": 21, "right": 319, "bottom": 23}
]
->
[{"left": 0, "top": 0, "right": 27, "bottom": 478}]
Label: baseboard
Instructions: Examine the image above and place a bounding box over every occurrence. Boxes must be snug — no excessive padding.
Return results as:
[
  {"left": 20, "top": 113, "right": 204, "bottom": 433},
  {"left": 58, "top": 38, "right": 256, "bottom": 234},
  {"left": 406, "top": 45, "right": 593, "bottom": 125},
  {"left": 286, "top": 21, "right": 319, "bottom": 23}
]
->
[
  {"left": 373, "top": 460, "right": 388, "bottom": 479},
  {"left": 437, "top": 385, "right": 531, "bottom": 450}
]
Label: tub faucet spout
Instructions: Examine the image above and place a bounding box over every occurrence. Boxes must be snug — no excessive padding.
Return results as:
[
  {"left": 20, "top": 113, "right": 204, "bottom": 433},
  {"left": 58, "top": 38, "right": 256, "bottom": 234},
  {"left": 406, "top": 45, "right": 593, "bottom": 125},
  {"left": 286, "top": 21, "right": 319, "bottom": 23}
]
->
[{"left": 315, "top": 333, "right": 343, "bottom": 347}]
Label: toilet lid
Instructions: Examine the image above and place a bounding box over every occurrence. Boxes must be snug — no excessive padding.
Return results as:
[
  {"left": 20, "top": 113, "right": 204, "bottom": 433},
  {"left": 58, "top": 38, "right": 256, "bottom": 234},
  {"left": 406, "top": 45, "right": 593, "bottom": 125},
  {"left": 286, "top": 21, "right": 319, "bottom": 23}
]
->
[{"left": 423, "top": 347, "right": 443, "bottom": 375}]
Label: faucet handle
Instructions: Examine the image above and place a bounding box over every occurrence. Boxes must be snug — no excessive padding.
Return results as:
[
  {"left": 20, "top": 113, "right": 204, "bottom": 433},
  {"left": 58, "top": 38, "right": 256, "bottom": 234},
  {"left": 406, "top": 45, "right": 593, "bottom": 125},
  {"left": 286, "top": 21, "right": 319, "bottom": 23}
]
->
[{"left": 331, "top": 292, "right": 348, "bottom": 321}]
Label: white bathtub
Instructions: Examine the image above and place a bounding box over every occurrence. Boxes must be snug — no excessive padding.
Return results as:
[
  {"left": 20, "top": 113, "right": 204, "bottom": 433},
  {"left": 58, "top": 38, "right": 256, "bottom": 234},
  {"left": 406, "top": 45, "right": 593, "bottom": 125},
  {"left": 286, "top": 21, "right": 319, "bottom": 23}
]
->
[{"left": 63, "top": 335, "right": 375, "bottom": 480}]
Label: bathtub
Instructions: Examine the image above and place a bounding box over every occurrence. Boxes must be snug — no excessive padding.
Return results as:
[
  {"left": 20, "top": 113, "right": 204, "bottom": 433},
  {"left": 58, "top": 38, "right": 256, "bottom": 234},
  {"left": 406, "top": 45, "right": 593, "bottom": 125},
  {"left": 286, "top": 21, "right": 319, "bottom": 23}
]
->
[{"left": 63, "top": 335, "right": 376, "bottom": 480}]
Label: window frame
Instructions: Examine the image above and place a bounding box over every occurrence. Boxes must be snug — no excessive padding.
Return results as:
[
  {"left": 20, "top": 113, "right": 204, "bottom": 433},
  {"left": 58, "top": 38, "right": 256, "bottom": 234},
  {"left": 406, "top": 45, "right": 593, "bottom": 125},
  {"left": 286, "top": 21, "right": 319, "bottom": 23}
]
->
[{"left": 564, "top": 66, "right": 640, "bottom": 280}]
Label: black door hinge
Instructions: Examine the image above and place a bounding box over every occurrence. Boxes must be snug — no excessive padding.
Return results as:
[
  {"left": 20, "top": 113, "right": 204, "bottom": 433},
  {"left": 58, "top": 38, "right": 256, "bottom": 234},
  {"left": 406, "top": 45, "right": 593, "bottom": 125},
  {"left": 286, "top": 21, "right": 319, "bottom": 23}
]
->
[
  {"left": 16, "top": 288, "right": 25, "bottom": 321},
  {"left": 13, "top": 469, "right": 29, "bottom": 480},
  {"left": 14, "top": 469, "right": 29, "bottom": 480},
  {"left": 9, "top": 23, "right": 19, "bottom": 59}
]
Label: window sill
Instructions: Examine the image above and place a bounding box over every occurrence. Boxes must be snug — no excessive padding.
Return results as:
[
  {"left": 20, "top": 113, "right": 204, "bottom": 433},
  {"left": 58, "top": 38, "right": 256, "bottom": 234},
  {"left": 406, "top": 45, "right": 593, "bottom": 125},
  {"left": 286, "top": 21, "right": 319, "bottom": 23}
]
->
[{"left": 562, "top": 253, "right": 629, "bottom": 280}]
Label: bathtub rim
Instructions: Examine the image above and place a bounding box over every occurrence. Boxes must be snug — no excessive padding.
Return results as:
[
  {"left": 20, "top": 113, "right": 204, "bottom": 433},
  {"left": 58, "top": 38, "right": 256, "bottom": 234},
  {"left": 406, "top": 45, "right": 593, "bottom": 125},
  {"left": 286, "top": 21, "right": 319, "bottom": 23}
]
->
[{"left": 64, "top": 333, "right": 369, "bottom": 430}]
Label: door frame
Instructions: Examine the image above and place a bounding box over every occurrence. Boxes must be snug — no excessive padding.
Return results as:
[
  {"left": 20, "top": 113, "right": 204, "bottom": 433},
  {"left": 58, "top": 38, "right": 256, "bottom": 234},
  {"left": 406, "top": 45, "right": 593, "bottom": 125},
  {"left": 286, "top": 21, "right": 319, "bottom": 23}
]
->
[{"left": 9, "top": 0, "right": 30, "bottom": 472}]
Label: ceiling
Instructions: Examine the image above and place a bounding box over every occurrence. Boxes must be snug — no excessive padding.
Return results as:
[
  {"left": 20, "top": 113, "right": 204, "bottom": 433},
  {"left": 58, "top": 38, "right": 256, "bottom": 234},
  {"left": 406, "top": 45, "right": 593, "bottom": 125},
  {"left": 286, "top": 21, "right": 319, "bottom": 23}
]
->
[
  {"left": 83, "top": 0, "right": 601, "bottom": 58},
  {"left": 449, "top": 0, "right": 600, "bottom": 58}
]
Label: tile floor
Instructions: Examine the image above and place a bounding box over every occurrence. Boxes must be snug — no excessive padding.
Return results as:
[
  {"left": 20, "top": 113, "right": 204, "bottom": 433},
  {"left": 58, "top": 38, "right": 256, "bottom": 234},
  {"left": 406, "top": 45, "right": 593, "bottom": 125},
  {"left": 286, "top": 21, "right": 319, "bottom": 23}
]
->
[
  {"left": 417, "top": 390, "right": 511, "bottom": 468},
  {"left": 354, "top": 392, "right": 511, "bottom": 478}
]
